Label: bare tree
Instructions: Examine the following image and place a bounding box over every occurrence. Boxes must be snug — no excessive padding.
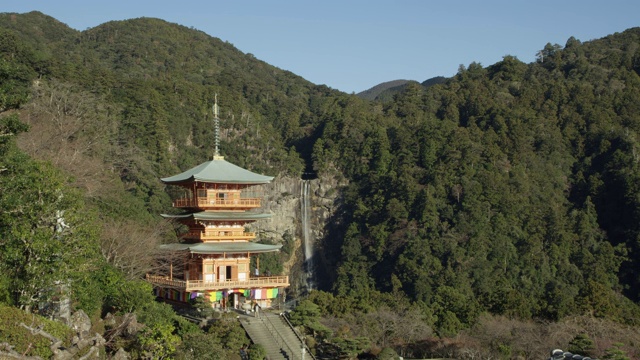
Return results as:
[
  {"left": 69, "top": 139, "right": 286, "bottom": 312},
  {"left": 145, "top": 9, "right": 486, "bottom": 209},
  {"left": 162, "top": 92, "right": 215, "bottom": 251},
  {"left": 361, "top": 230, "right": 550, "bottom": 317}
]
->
[
  {"left": 100, "top": 219, "right": 177, "bottom": 280},
  {"left": 320, "top": 305, "right": 433, "bottom": 356},
  {"left": 18, "top": 79, "right": 122, "bottom": 197}
]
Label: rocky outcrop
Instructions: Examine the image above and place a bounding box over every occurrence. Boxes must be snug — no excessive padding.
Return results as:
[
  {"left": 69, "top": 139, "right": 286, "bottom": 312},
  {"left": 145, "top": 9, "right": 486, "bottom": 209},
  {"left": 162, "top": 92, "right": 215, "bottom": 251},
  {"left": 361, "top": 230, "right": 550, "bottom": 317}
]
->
[
  {"left": 259, "top": 176, "right": 301, "bottom": 245},
  {"left": 251, "top": 174, "right": 346, "bottom": 295},
  {"left": 7, "top": 309, "right": 113, "bottom": 360}
]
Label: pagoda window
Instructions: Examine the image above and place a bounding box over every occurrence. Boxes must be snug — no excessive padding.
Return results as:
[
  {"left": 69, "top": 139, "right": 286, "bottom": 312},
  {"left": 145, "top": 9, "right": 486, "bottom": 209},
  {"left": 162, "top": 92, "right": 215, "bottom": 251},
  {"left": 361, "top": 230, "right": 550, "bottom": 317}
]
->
[
  {"left": 203, "top": 263, "right": 214, "bottom": 282},
  {"left": 238, "top": 263, "right": 247, "bottom": 281}
]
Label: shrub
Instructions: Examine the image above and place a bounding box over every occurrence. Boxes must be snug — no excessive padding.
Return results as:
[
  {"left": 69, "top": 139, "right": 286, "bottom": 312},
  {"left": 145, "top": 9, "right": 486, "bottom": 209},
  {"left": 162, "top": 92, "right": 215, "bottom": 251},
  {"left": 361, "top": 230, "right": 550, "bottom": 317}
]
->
[
  {"left": 0, "top": 304, "right": 73, "bottom": 358},
  {"left": 249, "top": 343, "right": 266, "bottom": 360}
]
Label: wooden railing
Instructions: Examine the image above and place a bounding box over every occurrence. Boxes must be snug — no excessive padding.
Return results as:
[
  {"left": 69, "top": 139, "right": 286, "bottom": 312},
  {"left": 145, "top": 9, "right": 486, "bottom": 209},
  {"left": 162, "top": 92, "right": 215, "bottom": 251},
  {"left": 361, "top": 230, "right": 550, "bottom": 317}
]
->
[
  {"left": 183, "top": 230, "right": 256, "bottom": 241},
  {"left": 146, "top": 274, "right": 289, "bottom": 291},
  {"left": 146, "top": 275, "right": 185, "bottom": 289},
  {"left": 173, "top": 197, "right": 262, "bottom": 209}
]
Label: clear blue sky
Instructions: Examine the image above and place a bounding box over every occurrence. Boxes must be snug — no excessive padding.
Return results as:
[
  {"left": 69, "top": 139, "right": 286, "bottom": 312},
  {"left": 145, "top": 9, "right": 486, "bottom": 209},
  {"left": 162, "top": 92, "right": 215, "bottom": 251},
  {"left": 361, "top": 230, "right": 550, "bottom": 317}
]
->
[{"left": 4, "top": 1, "right": 639, "bottom": 93}]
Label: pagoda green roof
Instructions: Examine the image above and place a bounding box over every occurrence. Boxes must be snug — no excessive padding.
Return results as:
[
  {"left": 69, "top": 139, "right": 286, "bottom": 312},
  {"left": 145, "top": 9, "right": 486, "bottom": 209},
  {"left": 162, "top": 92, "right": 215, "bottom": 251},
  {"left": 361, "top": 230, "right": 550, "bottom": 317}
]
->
[
  {"left": 159, "top": 242, "right": 282, "bottom": 254},
  {"left": 161, "top": 211, "right": 271, "bottom": 221},
  {"left": 161, "top": 158, "right": 274, "bottom": 185}
]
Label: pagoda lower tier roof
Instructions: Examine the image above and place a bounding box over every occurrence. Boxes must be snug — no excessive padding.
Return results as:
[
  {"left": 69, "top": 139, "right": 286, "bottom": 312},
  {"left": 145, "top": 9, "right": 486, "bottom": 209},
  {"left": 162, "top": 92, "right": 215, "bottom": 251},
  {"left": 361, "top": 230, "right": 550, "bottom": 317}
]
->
[
  {"left": 161, "top": 211, "right": 272, "bottom": 221},
  {"left": 161, "top": 158, "right": 274, "bottom": 185},
  {"left": 159, "top": 242, "right": 282, "bottom": 254}
]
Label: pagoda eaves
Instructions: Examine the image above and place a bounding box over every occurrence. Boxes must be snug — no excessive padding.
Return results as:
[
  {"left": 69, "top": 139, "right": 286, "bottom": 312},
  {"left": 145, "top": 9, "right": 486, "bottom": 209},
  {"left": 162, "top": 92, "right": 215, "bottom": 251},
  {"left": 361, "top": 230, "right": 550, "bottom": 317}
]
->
[
  {"left": 161, "top": 211, "right": 272, "bottom": 221},
  {"left": 161, "top": 158, "right": 274, "bottom": 185},
  {"left": 159, "top": 241, "right": 282, "bottom": 254}
]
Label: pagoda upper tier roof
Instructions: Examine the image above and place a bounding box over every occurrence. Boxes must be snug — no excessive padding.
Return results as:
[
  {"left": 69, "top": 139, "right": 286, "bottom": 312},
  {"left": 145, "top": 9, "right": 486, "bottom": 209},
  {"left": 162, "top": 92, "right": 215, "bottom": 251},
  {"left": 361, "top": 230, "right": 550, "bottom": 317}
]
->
[
  {"left": 159, "top": 241, "right": 282, "bottom": 254},
  {"left": 161, "top": 157, "right": 274, "bottom": 185},
  {"left": 161, "top": 211, "right": 271, "bottom": 221}
]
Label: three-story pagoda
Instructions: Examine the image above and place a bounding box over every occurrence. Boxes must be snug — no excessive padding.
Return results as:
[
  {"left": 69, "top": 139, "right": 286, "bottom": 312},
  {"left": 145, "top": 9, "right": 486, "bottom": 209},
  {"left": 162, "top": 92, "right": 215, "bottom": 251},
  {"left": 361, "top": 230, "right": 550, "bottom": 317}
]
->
[{"left": 146, "top": 98, "right": 289, "bottom": 310}]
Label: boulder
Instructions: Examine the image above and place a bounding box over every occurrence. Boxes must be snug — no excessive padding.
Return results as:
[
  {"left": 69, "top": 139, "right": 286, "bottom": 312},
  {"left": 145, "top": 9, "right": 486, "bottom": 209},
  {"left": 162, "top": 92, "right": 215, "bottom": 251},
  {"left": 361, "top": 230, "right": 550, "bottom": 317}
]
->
[
  {"left": 69, "top": 310, "right": 92, "bottom": 337},
  {"left": 112, "top": 348, "right": 131, "bottom": 360},
  {"left": 104, "top": 312, "right": 116, "bottom": 328},
  {"left": 122, "top": 313, "right": 142, "bottom": 337}
]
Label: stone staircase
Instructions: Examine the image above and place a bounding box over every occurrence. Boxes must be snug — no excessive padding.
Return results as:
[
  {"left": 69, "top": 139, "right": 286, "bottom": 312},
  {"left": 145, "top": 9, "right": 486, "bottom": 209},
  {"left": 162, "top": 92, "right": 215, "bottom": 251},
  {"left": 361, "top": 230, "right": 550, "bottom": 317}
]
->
[{"left": 239, "top": 312, "right": 313, "bottom": 360}]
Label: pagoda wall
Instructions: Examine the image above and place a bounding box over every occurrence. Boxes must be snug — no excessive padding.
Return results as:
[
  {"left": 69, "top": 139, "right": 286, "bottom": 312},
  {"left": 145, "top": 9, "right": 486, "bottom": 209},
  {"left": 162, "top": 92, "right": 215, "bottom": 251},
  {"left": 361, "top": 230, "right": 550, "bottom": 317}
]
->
[{"left": 185, "top": 253, "right": 250, "bottom": 282}]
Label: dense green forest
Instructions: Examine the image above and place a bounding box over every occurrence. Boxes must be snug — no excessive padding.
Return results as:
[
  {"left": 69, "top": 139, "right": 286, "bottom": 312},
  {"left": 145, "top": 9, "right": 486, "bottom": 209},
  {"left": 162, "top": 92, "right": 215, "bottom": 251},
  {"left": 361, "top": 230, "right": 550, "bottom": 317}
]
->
[{"left": 1, "top": 10, "right": 640, "bottom": 358}]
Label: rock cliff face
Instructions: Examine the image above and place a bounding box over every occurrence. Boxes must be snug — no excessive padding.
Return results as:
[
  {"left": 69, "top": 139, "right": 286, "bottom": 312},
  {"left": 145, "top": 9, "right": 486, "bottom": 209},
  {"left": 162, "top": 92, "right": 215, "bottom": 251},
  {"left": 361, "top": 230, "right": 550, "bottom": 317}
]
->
[{"left": 251, "top": 174, "right": 346, "bottom": 296}]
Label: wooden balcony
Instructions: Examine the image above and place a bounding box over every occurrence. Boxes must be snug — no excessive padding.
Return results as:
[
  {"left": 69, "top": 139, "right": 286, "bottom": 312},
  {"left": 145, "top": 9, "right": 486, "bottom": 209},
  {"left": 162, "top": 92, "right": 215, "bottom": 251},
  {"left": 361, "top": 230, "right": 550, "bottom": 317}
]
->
[
  {"left": 146, "top": 274, "right": 290, "bottom": 291},
  {"left": 183, "top": 229, "right": 256, "bottom": 241},
  {"left": 173, "top": 197, "right": 262, "bottom": 209}
]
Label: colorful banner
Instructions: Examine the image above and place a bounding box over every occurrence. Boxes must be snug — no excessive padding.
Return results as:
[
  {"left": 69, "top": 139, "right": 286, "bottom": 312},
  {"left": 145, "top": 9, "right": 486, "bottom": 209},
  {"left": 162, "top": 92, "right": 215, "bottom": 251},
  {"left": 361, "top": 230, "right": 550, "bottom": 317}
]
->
[
  {"left": 156, "top": 287, "right": 281, "bottom": 303},
  {"left": 210, "top": 291, "right": 223, "bottom": 301},
  {"left": 266, "top": 288, "right": 279, "bottom": 299},
  {"left": 154, "top": 289, "right": 191, "bottom": 303},
  {"left": 166, "top": 289, "right": 181, "bottom": 301},
  {"left": 248, "top": 288, "right": 279, "bottom": 299}
]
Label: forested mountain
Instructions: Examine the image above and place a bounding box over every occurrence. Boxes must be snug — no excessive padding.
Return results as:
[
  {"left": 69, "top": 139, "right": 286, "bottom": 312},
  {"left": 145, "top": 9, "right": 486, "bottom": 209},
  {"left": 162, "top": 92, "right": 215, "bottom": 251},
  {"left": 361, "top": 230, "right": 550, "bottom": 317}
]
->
[
  {"left": 1, "top": 10, "right": 640, "bottom": 358},
  {"left": 323, "top": 32, "right": 640, "bottom": 331}
]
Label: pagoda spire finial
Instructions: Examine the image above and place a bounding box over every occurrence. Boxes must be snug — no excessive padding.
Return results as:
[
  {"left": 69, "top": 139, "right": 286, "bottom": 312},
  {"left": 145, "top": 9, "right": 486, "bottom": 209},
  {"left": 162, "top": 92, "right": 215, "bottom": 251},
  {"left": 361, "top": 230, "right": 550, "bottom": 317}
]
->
[{"left": 213, "top": 94, "right": 224, "bottom": 160}]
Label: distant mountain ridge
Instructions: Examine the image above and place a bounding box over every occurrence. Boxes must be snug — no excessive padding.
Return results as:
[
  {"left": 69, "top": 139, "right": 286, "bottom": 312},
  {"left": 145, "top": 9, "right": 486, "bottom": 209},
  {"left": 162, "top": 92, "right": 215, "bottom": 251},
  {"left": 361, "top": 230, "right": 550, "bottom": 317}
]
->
[
  {"left": 357, "top": 76, "right": 447, "bottom": 101},
  {"left": 357, "top": 79, "right": 410, "bottom": 100}
]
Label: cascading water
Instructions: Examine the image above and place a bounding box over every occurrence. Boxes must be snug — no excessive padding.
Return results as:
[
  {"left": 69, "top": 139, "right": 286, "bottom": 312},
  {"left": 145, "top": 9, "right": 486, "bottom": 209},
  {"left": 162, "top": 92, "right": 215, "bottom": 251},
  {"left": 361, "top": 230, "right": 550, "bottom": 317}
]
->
[{"left": 301, "top": 179, "right": 315, "bottom": 291}]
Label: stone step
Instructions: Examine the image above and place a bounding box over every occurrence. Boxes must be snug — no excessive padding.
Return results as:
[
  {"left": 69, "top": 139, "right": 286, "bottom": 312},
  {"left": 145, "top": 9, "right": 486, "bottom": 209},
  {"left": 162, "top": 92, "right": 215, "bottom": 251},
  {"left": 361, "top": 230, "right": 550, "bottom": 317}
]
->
[
  {"left": 240, "top": 317, "right": 292, "bottom": 359},
  {"left": 239, "top": 313, "right": 307, "bottom": 360}
]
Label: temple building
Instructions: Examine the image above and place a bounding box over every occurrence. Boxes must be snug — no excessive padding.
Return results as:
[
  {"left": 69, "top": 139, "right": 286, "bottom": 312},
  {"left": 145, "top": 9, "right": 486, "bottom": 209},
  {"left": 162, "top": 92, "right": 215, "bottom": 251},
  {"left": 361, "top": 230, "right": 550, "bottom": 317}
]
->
[{"left": 146, "top": 97, "right": 289, "bottom": 310}]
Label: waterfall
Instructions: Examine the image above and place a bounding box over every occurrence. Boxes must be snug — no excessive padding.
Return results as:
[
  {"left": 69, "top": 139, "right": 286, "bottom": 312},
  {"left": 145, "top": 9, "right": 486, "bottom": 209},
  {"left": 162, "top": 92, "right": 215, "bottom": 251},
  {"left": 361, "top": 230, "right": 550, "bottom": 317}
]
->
[{"left": 301, "top": 179, "right": 314, "bottom": 291}]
